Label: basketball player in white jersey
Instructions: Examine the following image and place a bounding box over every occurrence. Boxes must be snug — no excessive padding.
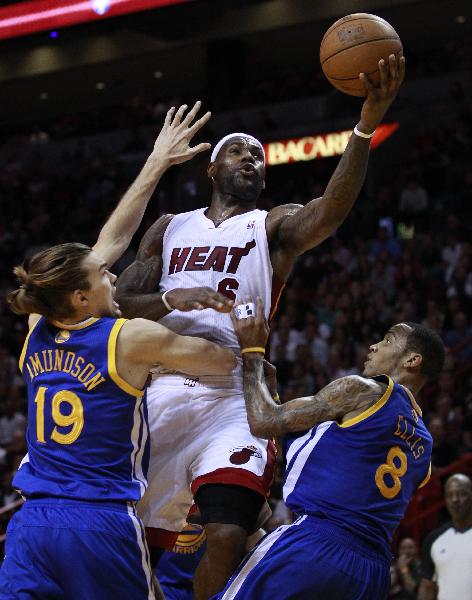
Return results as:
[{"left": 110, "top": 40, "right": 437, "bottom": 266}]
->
[{"left": 116, "top": 55, "right": 405, "bottom": 599}]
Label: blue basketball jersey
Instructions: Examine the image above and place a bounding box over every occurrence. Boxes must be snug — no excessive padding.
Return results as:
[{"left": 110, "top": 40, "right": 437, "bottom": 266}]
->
[
  {"left": 14, "top": 316, "right": 149, "bottom": 502},
  {"left": 283, "top": 375, "right": 432, "bottom": 555}
]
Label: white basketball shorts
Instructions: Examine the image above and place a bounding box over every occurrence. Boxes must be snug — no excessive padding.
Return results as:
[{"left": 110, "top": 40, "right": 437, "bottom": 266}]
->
[{"left": 138, "top": 374, "right": 275, "bottom": 533}]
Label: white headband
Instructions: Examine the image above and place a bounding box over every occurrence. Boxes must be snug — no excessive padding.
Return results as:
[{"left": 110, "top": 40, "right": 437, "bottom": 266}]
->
[{"left": 210, "top": 132, "right": 265, "bottom": 163}]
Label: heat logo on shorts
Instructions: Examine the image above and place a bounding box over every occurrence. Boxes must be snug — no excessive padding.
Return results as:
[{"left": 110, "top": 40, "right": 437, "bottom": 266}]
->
[{"left": 229, "top": 445, "right": 262, "bottom": 465}]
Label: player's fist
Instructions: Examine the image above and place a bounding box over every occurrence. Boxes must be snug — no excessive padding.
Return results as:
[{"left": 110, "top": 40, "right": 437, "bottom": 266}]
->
[{"left": 165, "top": 287, "right": 234, "bottom": 312}]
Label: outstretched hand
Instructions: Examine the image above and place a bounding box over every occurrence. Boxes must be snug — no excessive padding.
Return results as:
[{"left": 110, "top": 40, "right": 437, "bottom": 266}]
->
[
  {"left": 230, "top": 297, "right": 269, "bottom": 352},
  {"left": 152, "top": 100, "right": 211, "bottom": 167},
  {"left": 358, "top": 54, "right": 405, "bottom": 133},
  {"left": 166, "top": 287, "right": 234, "bottom": 313}
]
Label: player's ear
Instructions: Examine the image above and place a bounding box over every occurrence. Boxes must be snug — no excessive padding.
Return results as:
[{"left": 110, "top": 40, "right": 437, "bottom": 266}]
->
[
  {"left": 207, "top": 162, "right": 216, "bottom": 180},
  {"left": 70, "top": 289, "right": 89, "bottom": 311},
  {"left": 403, "top": 352, "right": 422, "bottom": 370}
]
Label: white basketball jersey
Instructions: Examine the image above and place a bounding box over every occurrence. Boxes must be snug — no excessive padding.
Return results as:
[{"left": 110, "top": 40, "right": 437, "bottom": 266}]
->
[{"left": 158, "top": 207, "right": 276, "bottom": 354}]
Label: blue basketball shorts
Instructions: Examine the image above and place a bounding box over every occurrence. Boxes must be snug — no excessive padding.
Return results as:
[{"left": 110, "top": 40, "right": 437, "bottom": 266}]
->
[
  {"left": 156, "top": 546, "right": 206, "bottom": 600},
  {"left": 213, "top": 515, "right": 391, "bottom": 600},
  {"left": 0, "top": 498, "right": 155, "bottom": 600}
]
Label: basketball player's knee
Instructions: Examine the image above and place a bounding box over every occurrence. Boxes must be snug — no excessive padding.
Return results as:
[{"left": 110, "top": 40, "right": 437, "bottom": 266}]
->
[
  {"left": 195, "top": 483, "right": 265, "bottom": 534},
  {"left": 204, "top": 522, "right": 247, "bottom": 561}
]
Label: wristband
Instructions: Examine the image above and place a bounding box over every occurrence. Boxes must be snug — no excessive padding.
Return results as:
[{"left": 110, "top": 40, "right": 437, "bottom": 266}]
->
[
  {"left": 161, "top": 290, "right": 174, "bottom": 312},
  {"left": 353, "top": 124, "right": 375, "bottom": 139},
  {"left": 241, "top": 347, "right": 265, "bottom": 355}
]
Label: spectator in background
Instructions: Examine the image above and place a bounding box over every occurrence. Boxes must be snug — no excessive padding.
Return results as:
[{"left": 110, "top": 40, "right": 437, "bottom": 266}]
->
[
  {"left": 428, "top": 417, "right": 459, "bottom": 469},
  {"left": 442, "top": 233, "right": 462, "bottom": 283},
  {"left": 0, "top": 392, "right": 26, "bottom": 450},
  {"left": 399, "top": 178, "right": 428, "bottom": 215},
  {"left": 370, "top": 226, "right": 401, "bottom": 261},
  {"left": 388, "top": 564, "right": 415, "bottom": 600},
  {"left": 394, "top": 537, "right": 420, "bottom": 596},
  {"left": 1, "top": 471, "right": 21, "bottom": 508},
  {"left": 444, "top": 311, "right": 472, "bottom": 364},
  {"left": 418, "top": 474, "right": 472, "bottom": 600}
]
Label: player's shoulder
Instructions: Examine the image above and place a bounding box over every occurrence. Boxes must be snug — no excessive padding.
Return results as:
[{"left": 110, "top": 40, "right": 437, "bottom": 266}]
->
[
  {"left": 266, "top": 203, "right": 304, "bottom": 244},
  {"left": 335, "top": 374, "right": 386, "bottom": 395},
  {"left": 138, "top": 213, "right": 175, "bottom": 257},
  {"left": 267, "top": 203, "right": 304, "bottom": 221},
  {"left": 119, "top": 317, "right": 165, "bottom": 337},
  {"left": 149, "top": 213, "right": 175, "bottom": 235},
  {"left": 116, "top": 318, "right": 169, "bottom": 356}
]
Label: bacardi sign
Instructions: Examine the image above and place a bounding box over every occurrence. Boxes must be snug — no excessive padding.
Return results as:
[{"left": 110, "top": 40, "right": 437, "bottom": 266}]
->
[{"left": 263, "top": 122, "right": 399, "bottom": 166}]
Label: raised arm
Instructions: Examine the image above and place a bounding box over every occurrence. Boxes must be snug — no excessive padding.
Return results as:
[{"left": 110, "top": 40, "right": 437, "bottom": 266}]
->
[
  {"left": 231, "top": 298, "right": 383, "bottom": 437},
  {"left": 93, "top": 101, "right": 211, "bottom": 267},
  {"left": 117, "top": 318, "right": 237, "bottom": 389},
  {"left": 268, "top": 55, "right": 405, "bottom": 279}
]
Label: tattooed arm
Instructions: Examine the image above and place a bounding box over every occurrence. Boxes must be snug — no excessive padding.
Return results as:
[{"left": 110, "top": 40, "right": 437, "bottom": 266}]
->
[
  {"left": 267, "top": 55, "right": 405, "bottom": 281},
  {"left": 231, "top": 297, "right": 384, "bottom": 438},
  {"left": 242, "top": 357, "right": 384, "bottom": 438},
  {"left": 115, "top": 215, "right": 173, "bottom": 320},
  {"left": 116, "top": 215, "right": 234, "bottom": 320}
]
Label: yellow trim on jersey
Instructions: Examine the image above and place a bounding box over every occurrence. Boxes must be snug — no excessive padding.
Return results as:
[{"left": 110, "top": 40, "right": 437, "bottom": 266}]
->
[
  {"left": 339, "top": 376, "right": 394, "bottom": 428},
  {"left": 51, "top": 317, "right": 99, "bottom": 330},
  {"left": 19, "top": 316, "right": 43, "bottom": 374},
  {"left": 401, "top": 385, "right": 423, "bottom": 417},
  {"left": 418, "top": 462, "right": 431, "bottom": 489},
  {"left": 108, "top": 319, "right": 144, "bottom": 398}
]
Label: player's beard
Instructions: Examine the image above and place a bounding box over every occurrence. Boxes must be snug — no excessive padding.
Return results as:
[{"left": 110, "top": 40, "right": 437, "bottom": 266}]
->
[{"left": 219, "top": 169, "right": 264, "bottom": 203}]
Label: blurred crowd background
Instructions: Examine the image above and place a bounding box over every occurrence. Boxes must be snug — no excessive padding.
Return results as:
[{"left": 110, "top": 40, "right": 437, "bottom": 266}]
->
[{"left": 0, "top": 0, "right": 471, "bottom": 597}]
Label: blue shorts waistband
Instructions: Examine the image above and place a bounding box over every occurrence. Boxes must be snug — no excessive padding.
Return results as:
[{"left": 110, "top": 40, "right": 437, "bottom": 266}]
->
[
  {"left": 296, "top": 514, "right": 392, "bottom": 563},
  {"left": 23, "top": 497, "right": 136, "bottom": 512}
]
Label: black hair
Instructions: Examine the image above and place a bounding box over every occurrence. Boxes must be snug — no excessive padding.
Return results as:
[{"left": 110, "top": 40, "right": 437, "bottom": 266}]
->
[{"left": 403, "top": 322, "right": 445, "bottom": 381}]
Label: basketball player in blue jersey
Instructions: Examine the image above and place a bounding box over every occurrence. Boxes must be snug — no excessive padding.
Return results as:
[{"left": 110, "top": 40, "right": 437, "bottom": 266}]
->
[
  {"left": 116, "top": 55, "right": 406, "bottom": 599},
  {"left": 212, "top": 298, "right": 445, "bottom": 600},
  {"left": 0, "top": 102, "right": 237, "bottom": 600}
]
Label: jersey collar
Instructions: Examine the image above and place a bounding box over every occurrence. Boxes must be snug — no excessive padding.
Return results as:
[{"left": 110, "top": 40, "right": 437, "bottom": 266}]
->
[{"left": 50, "top": 317, "right": 99, "bottom": 330}]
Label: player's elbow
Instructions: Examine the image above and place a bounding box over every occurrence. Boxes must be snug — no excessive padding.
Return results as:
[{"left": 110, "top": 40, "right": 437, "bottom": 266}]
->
[
  {"left": 204, "top": 346, "right": 237, "bottom": 375},
  {"left": 217, "top": 348, "right": 238, "bottom": 374},
  {"left": 248, "top": 419, "right": 272, "bottom": 439}
]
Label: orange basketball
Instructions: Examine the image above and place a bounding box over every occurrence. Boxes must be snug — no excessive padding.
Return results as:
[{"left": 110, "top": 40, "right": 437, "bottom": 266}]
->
[{"left": 320, "top": 13, "right": 403, "bottom": 97}]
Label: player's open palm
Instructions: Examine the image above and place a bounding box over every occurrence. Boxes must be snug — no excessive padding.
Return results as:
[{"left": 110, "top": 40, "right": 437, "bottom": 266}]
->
[
  {"left": 359, "top": 54, "right": 405, "bottom": 131},
  {"left": 152, "top": 100, "right": 212, "bottom": 166}
]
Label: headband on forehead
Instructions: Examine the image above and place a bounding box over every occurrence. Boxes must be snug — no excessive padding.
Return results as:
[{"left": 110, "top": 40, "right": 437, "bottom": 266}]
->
[{"left": 210, "top": 132, "right": 265, "bottom": 163}]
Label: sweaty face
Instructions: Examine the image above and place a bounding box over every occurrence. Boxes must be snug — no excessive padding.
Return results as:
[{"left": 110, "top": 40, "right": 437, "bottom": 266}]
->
[
  {"left": 445, "top": 477, "right": 472, "bottom": 524},
  {"left": 82, "top": 252, "right": 121, "bottom": 318},
  {"left": 211, "top": 138, "right": 265, "bottom": 203},
  {"left": 362, "top": 323, "right": 412, "bottom": 377}
]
